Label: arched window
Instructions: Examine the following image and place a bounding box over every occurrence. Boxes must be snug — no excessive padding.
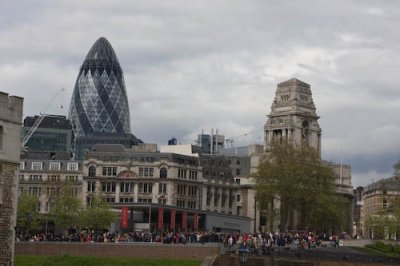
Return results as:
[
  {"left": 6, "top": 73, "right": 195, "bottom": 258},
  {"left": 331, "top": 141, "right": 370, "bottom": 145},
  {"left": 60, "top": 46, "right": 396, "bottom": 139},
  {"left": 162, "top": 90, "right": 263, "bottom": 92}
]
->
[
  {"left": 160, "top": 167, "right": 167, "bottom": 179},
  {"left": 89, "top": 166, "right": 96, "bottom": 177}
]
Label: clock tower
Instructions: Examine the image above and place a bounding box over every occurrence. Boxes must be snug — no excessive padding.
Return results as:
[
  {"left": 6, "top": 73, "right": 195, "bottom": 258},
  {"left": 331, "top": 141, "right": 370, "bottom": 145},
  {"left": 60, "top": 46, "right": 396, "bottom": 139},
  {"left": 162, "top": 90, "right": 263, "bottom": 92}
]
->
[{"left": 264, "top": 78, "right": 321, "bottom": 156}]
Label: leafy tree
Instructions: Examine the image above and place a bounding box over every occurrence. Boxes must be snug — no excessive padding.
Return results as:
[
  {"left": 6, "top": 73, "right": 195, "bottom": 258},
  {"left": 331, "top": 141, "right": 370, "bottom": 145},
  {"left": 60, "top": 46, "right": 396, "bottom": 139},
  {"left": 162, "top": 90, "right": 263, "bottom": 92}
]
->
[
  {"left": 81, "top": 195, "right": 115, "bottom": 234},
  {"left": 16, "top": 191, "right": 41, "bottom": 234},
  {"left": 254, "top": 140, "right": 342, "bottom": 233},
  {"left": 50, "top": 183, "right": 82, "bottom": 234}
]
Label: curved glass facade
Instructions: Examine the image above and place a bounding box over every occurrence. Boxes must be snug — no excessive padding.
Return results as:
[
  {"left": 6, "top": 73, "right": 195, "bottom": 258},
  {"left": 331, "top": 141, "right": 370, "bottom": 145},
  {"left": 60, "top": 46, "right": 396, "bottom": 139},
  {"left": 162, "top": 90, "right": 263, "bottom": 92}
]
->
[{"left": 68, "top": 37, "right": 131, "bottom": 138}]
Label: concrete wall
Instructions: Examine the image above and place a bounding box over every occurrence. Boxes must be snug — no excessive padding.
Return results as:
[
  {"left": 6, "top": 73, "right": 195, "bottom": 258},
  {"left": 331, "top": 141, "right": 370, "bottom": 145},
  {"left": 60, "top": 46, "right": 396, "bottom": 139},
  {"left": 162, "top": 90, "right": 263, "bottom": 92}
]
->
[{"left": 15, "top": 242, "right": 220, "bottom": 260}]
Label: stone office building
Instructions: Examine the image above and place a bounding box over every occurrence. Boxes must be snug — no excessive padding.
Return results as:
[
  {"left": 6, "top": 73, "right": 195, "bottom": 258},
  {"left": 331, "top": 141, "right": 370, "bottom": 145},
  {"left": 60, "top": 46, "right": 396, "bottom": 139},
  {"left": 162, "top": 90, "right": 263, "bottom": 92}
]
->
[
  {"left": 19, "top": 151, "right": 83, "bottom": 214},
  {"left": 82, "top": 144, "right": 248, "bottom": 233},
  {"left": 0, "top": 92, "right": 23, "bottom": 266}
]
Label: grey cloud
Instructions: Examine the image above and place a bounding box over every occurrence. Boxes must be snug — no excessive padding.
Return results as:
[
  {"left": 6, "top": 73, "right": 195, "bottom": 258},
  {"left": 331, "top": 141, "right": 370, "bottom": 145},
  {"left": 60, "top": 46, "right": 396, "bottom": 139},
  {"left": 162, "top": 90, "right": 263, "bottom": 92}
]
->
[{"left": 2, "top": 0, "right": 400, "bottom": 189}]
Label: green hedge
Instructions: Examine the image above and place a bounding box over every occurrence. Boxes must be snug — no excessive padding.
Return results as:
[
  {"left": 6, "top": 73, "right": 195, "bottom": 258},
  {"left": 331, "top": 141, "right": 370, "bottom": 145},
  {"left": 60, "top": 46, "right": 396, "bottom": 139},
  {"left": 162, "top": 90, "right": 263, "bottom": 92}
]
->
[{"left": 365, "top": 241, "right": 400, "bottom": 256}]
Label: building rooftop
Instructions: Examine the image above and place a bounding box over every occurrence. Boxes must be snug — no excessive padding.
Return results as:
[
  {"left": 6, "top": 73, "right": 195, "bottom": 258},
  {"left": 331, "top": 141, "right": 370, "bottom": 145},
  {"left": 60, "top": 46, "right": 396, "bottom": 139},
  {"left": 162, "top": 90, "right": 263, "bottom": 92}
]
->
[{"left": 23, "top": 115, "right": 71, "bottom": 129}]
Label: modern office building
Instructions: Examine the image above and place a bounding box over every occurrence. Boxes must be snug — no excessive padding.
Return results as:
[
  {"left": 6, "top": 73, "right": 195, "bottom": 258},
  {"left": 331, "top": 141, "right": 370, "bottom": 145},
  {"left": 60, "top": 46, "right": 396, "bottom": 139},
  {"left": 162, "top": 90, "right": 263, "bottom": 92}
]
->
[
  {"left": 0, "top": 91, "right": 23, "bottom": 266},
  {"left": 22, "top": 115, "right": 73, "bottom": 154},
  {"left": 68, "top": 37, "right": 141, "bottom": 159},
  {"left": 197, "top": 130, "right": 225, "bottom": 154}
]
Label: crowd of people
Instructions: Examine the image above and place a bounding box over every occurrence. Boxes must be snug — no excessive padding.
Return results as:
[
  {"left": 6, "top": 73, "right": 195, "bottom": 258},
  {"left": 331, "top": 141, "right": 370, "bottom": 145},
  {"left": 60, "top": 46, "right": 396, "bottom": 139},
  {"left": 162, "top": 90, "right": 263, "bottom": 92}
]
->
[{"left": 16, "top": 230, "right": 342, "bottom": 252}]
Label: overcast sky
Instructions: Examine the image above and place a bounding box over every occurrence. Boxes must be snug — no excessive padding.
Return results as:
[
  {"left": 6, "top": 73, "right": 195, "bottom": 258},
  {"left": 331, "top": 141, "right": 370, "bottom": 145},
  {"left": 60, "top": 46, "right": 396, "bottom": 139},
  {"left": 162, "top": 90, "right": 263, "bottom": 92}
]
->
[{"left": 1, "top": 0, "right": 399, "bottom": 187}]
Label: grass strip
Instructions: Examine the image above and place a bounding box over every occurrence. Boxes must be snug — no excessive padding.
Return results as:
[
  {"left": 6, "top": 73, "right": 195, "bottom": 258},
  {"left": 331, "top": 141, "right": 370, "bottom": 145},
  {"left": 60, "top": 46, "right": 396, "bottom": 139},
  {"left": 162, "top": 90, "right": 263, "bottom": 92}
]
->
[{"left": 15, "top": 255, "right": 201, "bottom": 266}]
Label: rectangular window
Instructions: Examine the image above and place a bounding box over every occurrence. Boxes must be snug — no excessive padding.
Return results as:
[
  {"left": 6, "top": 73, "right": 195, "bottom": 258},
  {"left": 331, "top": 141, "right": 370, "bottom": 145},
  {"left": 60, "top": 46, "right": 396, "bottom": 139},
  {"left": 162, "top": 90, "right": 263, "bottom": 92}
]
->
[
  {"left": 47, "top": 187, "right": 56, "bottom": 197},
  {"left": 120, "top": 182, "right": 133, "bottom": 193},
  {"left": 138, "top": 183, "right": 153, "bottom": 193},
  {"left": 28, "top": 186, "right": 42, "bottom": 196},
  {"left": 236, "top": 169, "right": 241, "bottom": 176},
  {"left": 188, "top": 201, "right": 196, "bottom": 209},
  {"left": 189, "top": 171, "right": 198, "bottom": 180},
  {"left": 158, "top": 198, "right": 166, "bottom": 205},
  {"left": 48, "top": 175, "right": 60, "bottom": 182},
  {"left": 159, "top": 183, "right": 167, "bottom": 194},
  {"left": 86, "top": 197, "right": 92, "bottom": 207},
  {"left": 120, "top": 197, "right": 134, "bottom": 203},
  {"left": 138, "top": 198, "right": 152, "bottom": 203},
  {"left": 177, "top": 185, "right": 186, "bottom": 195},
  {"left": 139, "top": 167, "right": 154, "bottom": 177},
  {"left": 32, "top": 162, "right": 43, "bottom": 170},
  {"left": 177, "top": 199, "right": 185, "bottom": 208},
  {"left": 0, "top": 172, "right": 3, "bottom": 204},
  {"left": 383, "top": 198, "right": 388, "bottom": 209},
  {"left": 87, "top": 181, "right": 96, "bottom": 192},
  {"left": 235, "top": 178, "right": 240, "bottom": 184},
  {"left": 102, "top": 166, "right": 117, "bottom": 176},
  {"left": 29, "top": 175, "right": 42, "bottom": 181},
  {"left": 66, "top": 175, "right": 79, "bottom": 182},
  {"left": 67, "top": 162, "right": 79, "bottom": 171},
  {"left": 20, "top": 162, "right": 25, "bottom": 170},
  {"left": 188, "top": 186, "right": 197, "bottom": 196},
  {"left": 105, "top": 197, "right": 115, "bottom": 203},
  {"left": 49, "top": 162, "right": 61, "bottom": 171},
  {"left": 237, "top": 194, "right": 241, "bottom": 202},
  {"left": 101, "top": 182, "right": 116, "bottom": 192}
]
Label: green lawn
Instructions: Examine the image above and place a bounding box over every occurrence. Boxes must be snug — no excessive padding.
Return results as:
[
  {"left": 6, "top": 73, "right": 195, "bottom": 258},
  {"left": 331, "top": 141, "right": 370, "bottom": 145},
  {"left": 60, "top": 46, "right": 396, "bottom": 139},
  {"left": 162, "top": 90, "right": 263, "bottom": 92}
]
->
[{"left": 15, "top": 255, "right": 201, "bottom": 266}]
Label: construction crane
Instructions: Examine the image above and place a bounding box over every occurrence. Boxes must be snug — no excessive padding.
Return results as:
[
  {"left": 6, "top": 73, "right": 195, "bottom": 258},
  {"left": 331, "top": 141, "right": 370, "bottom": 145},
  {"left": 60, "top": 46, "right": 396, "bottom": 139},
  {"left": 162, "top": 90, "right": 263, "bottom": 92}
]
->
[
  {"left": 21, "top": 88, "right": 65, "bottom": 149},
  {"left": 225, "top": 130, "right": 263, "bottom": 148}
]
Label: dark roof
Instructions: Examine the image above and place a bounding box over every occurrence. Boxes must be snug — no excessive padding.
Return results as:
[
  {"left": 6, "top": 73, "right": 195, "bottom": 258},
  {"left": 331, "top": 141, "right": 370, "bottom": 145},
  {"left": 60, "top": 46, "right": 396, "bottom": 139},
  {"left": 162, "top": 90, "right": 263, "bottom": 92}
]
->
[
  {"left": 365, "top": 176, "right": 400, "bottom": 192},
  {"left": 92, "top": 144, "right": 126, "bottom": 152},
  {"left": 23, "top": 115, "right": 71, "bottom": 129}
]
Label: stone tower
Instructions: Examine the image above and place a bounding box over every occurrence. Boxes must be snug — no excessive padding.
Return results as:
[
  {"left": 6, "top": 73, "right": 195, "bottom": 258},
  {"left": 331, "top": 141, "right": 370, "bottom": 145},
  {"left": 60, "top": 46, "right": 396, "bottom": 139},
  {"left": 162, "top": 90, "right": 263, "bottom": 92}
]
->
[
  {"left": 0, "top": 91, "right": 23, "bottom": 266},
  {"left": 264, "top": 78, "right": 321, "bottom": 156}
]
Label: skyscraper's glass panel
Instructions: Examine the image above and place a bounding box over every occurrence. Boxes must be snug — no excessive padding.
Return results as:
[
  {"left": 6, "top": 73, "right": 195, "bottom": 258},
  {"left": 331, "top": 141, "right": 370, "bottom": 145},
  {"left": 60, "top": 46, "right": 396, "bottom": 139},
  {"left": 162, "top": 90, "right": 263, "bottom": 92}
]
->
[{"left": 68, "top": 37, "right": 131, "bottom": 138}]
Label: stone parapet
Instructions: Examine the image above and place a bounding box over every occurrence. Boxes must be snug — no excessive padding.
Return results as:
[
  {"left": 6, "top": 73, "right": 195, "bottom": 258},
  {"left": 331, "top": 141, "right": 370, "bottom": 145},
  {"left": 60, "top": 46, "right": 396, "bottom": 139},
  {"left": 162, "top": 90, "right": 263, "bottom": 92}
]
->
[{"left": 15, "top": 242, "right": 220, "bottom": 260}]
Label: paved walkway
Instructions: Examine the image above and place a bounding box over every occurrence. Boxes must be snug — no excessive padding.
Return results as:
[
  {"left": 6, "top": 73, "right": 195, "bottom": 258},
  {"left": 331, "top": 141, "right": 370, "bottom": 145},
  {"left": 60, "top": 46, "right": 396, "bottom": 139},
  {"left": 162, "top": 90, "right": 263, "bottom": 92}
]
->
[{"left": 217, "top": 240, "right": 400, "bottom": 265}]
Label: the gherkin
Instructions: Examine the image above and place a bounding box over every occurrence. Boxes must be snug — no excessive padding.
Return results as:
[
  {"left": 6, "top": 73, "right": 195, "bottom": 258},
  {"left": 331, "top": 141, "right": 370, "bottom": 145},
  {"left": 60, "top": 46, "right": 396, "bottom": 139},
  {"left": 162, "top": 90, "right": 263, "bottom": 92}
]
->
[
  {"left": 69, "top": 37, "right": 140, "bottom": 159},
  {"left": 69, "top": 37, "right": 131, "bottom": 137}
]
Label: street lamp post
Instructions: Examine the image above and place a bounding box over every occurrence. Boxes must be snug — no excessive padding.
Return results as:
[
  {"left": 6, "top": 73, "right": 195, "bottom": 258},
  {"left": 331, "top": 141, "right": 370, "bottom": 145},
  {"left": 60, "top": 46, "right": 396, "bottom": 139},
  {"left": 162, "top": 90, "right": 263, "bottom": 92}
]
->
[{"left": 239, "top": 246, "right": 249, "bottom": 264}]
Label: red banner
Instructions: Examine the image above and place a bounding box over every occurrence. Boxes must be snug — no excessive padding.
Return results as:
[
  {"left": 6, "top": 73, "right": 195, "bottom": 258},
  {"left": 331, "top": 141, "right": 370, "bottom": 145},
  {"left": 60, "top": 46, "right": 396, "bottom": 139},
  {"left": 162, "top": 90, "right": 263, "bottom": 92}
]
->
[
  {"left": 157, "top": 207, "right": 163, "bottom": 230},
  {"left": 120, "top": 207, "right": 128, "bottom": 229},
  {"left": 170, "top": 209, "right": 176, "bottom": 230},
  {"left": 193, "top": 211, "right": 198, "bottom": 230},
  {"left": 181, "top": 211, "right": 187, "bottom": 231}
]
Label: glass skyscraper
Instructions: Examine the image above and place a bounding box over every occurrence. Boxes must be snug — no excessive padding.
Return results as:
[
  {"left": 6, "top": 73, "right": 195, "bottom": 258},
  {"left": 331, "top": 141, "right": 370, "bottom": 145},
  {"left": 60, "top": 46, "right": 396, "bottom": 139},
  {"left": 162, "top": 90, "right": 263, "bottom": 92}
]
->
[{"left": 69, "top": 37, "right": 141, "bottom": 159}]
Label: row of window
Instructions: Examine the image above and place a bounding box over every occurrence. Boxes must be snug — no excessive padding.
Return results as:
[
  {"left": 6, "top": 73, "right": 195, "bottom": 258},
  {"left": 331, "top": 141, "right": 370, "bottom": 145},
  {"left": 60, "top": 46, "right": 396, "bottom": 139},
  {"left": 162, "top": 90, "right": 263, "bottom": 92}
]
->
[
  {"left": 21, "top": 162, "right": 79, "bottom": 171},
  {"left": 20, "top": 174, "right": 81, "bottom": 182},
  {"left": 177, "top": 185, "right": 198, "bottom": 196},
  {"left": 19, "top": 186, "right": 79, "bottom": 198},
  {"left": 177, "top": 199, "right": 197, "bottom": 209},
  {"left": 88, "top": 166, "right": 169, "bottom": 178},
  {"left": 88, "top": 181, "right": 169, "bottom": 194},
  {"left": 178, "top": 169, "right": 199, "bottom": 180},
  {"left": 206, "top": 193, "right": 234, "bottom": 208}
]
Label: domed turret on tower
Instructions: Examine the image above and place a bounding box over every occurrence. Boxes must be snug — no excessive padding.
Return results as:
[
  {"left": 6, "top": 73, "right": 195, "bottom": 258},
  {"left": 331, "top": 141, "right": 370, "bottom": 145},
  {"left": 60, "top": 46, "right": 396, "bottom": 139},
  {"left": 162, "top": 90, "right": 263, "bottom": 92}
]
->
[{"left": 68, "top": 37, "right": 141, "bottom": 159}]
